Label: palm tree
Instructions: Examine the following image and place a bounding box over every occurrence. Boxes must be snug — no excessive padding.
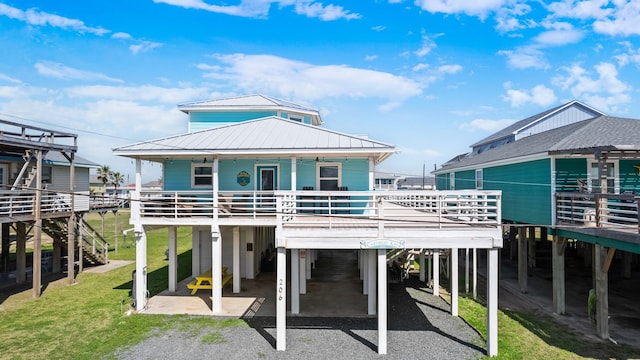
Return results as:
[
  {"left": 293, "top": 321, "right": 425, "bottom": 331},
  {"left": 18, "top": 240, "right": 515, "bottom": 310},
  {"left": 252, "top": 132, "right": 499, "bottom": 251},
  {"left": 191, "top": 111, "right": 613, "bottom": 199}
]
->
[
  {"left": 110, "top": 171, "right": 124, "bottom": 199},
  {"left": 97, "top": 165, "right": 111, "bottom": 203}
]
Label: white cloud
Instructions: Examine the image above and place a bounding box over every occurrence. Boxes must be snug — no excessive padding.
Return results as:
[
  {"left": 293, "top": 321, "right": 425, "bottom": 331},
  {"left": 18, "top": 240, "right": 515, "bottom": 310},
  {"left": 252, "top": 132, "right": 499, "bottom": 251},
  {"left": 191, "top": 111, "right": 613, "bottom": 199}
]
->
[
  {"left": 615, "top": 41, "right": 640, "bottom": 67},
  {"left": 547, "top": 0, "right": 612, "bottom": 19},
  {"left": 0, "top": 73, "right": 22, "bottom": 84},
  {"left": 552, "top": 62, "right": 631, "bottom": 112},
  {"left": 495, "top": 3, "right": 532, "bottom": 32},
  {"left": 498, "top": 47, "right": 549, "bottom": 69},
  {"left": 437, "top": 64, "right": 462, "bottom": 74},
  {"left": 593, "top": 1, "right": 640, "bottom": 36},
  {"left": 534, "top": 28, "right": 583, "bottom": 46},
  {"left": 203, "top": 53, "right": 422, "bottom": 111},
  {"left": 112, "top": 32, "right": 132, "bottom": 40},
  {"left": 415, "top": 0, "right": 509, "bottom": 19},
  {"left": 502, "top": 84, "right": 557, "bottom": 107},
  {"left": 129, "top": 41, "right": 163, "bottom": 54},
  {"left": 0, "top": 3, "right": 109, "bottom": 35},
  {"left": 35, "top": 61, "right": 124, "bottom": 83},
  {"left": 153, "top": 0, "right": 360, "bottom": 21},
  {"left": 372, "top": 25, "right": 386, "bottom": 32},
  {"left": 365, "top": 55, "right": 378, "bottom": 61},
  {"left": 412, "top": 63, "right": 429, "bottom": 71},
  {"left": 414, "top": 33, "right": 441, "bottom": 57},
  {"left": 460, "top": 118, "right": 516, "bottom": 131}
]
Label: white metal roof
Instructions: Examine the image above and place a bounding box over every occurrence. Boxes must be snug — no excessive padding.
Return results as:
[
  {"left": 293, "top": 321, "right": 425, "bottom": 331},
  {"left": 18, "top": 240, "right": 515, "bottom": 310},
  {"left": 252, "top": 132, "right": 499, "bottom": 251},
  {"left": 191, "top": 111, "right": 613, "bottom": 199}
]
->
[{"left": 113, "top": 116, "right": 396, "bottom": 163}]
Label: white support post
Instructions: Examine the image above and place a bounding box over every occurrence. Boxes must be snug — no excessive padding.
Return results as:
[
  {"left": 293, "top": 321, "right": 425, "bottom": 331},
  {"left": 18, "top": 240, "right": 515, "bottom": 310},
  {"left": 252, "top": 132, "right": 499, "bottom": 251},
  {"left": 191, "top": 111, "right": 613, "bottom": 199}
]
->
[
  {"left": 276, "top": 247, "right": 287, "bottom": 351},
  {"left": 465, "top": 248, "right": 469, "bottom": 293},
  {"left": 377, "top": 248, "right": 387, "bottom": 355},
  {"left": 291, "top": 249, "right": 300, "bottom": 314},
  {"left": 487, "top": 248, "right": 499, "bottom": 357},
  {"left": 168, "top": 227, "right": 177, "bottom": 292},
  {"left": 451, "top": 248, "right": 458, "bottom": 316},
  {"left": 306, "top": 249, "right": 312, "bottom": 279},
  {"left": 300, "top": 249, "right": 307, "bottom": 294},
  {"left": 552, "top": 236, "right": 565, "bottom": 315},
  {"left": 368, "top": 157, "right": 375, "bottom": 191},
  {"left": 291, "top": 157, "right": 297, "bottom": 191},
  {"left": 192, "top": 229, "right": 200, "bottom": 277},
  {"left": 134, "top": 229, "right": 147, "bottom": 311},
  {"left": 359, "top": 250, "right": 364, "bottom": 280},
  {"left": 233, "top": 226, "right": 241, "bottom": 294},
  {"left": 433, "top": 250, "right": 440, "bottom": 296},
  {"left": 473, "top": 248, "right": 478, "bottom": 299},
  {"left": 419, "top": 249, "right": 425, "bottom": 282},
  {"left": 368, "top": 248, "right": 377, "bottom": 315},
  {"left": 363, "top": 250, "right": 369, "bottom": 295},
  {"left": 211, "top": 227, "right": 222, "bottom": 313},
  {"left": 427, "top": 252, "right": 432, "bottom": 285}
]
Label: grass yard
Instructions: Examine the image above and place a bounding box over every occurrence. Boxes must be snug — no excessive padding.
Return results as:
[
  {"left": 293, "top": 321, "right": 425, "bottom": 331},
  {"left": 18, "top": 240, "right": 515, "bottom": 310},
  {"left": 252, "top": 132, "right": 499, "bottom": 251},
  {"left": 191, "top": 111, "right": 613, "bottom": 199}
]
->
[{"left": 1, "top": 210, "right": 639, "bottom": 359}]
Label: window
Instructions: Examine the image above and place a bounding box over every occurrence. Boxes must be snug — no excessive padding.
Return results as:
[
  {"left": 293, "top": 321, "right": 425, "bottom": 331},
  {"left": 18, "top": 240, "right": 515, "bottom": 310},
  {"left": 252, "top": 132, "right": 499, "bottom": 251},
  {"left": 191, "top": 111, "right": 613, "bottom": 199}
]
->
[
  {"left": 192, "top": 163, "right": 212, "bottom": 187},
  {"left": 589, "top": 162, "right": 616, "bottom": 194},
  {"left": 42, "top": 166, "right": 52, "bottom": 184},
  {"left": 449, "top": 173, "right": 455, "bottom": 190},
  {"left": 476, "top": 169, "right": 483, "bottom": 190},
  {"left": 317, "top": 162, "right": 341, "bottom": 190},
  {"left": 289, "top": 116, "right": 303, "bottom": 122}
]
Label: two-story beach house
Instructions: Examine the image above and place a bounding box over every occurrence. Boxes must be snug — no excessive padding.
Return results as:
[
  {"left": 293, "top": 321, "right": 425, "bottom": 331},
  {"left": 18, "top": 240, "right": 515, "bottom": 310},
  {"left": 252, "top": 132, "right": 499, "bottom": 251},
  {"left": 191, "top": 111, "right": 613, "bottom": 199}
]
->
[
  {"left": 113, "top": 94, "right": 504, "bottom": 355},
  {"left": 433, "top": 100, "right": 640, "bottom": 340},
  {"left": 0, "top": 119, "right": 110, "bottom": 298}
]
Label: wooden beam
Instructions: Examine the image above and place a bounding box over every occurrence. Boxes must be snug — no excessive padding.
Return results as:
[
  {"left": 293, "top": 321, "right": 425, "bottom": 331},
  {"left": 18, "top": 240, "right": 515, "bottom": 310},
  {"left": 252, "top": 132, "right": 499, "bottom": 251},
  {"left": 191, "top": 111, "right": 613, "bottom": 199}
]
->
[{"left": 602, "top": 247, "right": 616, "bottom": 274}]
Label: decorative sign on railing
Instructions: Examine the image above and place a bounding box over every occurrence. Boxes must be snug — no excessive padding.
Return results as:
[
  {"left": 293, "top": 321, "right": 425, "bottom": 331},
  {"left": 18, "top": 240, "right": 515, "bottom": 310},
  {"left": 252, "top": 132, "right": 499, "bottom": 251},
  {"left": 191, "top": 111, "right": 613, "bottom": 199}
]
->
[{"left": 360, "top": 239, "right": 406, "bottom": 249}]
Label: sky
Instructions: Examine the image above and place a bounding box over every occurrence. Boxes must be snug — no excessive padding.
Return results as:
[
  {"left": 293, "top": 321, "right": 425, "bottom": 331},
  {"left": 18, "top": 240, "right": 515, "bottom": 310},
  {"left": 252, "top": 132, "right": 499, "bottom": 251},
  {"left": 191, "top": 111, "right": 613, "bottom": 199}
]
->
[{"left": 1, "top": 0, "right": 639, "bottom": 183}]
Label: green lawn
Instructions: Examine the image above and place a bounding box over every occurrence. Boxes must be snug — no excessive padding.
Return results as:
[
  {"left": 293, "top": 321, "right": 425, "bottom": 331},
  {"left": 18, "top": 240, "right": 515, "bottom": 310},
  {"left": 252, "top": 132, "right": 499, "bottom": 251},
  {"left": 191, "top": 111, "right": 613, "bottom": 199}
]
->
[{"left": 1, "top": 211, "right": 639, "bottom": 359}]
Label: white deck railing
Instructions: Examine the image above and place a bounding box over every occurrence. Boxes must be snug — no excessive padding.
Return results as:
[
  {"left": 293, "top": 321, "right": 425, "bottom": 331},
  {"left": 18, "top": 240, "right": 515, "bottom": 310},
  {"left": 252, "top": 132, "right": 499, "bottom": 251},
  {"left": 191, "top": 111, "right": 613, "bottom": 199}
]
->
[
  {"left": 136, "top": 190, "right": 501, "bottom": 229},
  {"left": 556, "top": 192, "right": 640, "bottom": 232},
  {"left": 0, "top": 190, "right": 72, "bottom": 217}
]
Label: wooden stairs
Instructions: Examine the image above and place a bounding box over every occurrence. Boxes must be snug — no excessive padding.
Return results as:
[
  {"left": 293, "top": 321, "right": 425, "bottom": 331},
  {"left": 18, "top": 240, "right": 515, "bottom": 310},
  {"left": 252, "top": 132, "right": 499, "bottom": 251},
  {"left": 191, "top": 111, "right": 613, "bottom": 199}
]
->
[{"left": 42, "top": 217, "right": 109, "bottom": 266}]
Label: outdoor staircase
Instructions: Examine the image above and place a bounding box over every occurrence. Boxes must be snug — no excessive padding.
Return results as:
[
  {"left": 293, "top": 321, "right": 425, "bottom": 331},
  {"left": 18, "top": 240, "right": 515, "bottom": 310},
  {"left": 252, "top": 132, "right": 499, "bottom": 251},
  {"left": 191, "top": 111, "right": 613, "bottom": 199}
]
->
[
  {"left": 11, "top": 149, "right": 48, "bottom": 191},
  {"left": 386, "top": 248, "right": 416, "bottom": 283},
  {"left": 42, "top": 218, "right": 109, "bottom": 266}
]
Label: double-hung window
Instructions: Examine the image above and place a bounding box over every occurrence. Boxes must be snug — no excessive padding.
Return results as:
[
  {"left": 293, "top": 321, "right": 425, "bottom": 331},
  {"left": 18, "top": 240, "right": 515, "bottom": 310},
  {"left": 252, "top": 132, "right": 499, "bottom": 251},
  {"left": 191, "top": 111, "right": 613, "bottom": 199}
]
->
[
  {"left": 192, "top": 163, "right": 212, "bottom": 187},
  {"left": 317, "top": 163, "right": 341, "bottom": 191}
]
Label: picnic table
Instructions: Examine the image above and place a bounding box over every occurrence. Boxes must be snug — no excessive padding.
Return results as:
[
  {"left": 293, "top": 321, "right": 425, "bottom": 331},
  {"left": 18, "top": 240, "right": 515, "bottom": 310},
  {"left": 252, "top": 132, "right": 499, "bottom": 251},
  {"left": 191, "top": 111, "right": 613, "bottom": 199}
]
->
[{"left": 187, "top": 267, "right": 232, "bottom": 295}]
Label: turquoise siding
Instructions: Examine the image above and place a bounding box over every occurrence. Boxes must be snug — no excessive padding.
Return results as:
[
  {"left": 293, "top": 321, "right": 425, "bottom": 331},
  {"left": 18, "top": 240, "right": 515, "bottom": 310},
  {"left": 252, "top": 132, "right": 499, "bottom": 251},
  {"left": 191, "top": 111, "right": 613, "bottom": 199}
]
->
[
  {"left": 555, "top": 158, "right": 587, "bottom": 192},
  {"left": 484, "top": 159, "right": 552, "bottom": 225},
  {"left": 436, "top": 174, "right": 448, "bottom": 190},
  {"left": 190, "top": 111, "right": 277, "bottom": 131},
  {"left": 619, "top": 160, "right": 640, "bottom": 193},
  {"left": 163, "top": 158, "right": 369, "bottom": 191},
  {"left": 454, "top": 170, "right": 476, "bottom": 190}
]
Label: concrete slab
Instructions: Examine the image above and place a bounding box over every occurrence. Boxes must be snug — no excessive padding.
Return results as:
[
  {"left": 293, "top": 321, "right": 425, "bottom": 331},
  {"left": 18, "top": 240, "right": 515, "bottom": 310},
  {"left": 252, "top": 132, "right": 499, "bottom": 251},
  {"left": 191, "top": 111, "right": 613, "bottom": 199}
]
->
[{"left": 144, "top": 250, "right": 371, "bottom": 318}]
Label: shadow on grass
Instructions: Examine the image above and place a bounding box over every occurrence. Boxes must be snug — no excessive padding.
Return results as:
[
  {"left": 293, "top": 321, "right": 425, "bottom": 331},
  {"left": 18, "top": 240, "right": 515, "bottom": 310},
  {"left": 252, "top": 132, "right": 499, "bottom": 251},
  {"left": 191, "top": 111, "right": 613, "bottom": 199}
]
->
[
  {"left": 113, "top": 249, "right": 192, "bottom": 298},
  {"left": 0, "top": 272, "right": 67, "bottom": 305},
  {"left": 502, "top": 308, "right": 640, "bottom": 359}
]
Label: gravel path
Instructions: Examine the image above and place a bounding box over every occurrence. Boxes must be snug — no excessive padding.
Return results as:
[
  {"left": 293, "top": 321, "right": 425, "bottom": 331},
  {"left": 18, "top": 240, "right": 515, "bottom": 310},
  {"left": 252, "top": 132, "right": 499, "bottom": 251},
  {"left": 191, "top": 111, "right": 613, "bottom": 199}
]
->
[{"left": 114, "top": 277, "right": 485, "bottom": 360}]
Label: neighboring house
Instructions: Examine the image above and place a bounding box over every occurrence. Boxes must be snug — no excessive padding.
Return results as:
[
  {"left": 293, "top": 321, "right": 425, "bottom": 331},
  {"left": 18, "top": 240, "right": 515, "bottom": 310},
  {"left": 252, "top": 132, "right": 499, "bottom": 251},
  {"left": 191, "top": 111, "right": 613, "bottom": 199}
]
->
[
  {"left": 0, "top": 119, "right": 110, "bottom": 298},
  {"left": 373, "top": 172, "right": 404, "bottom": 190},
  {"left": 113, "top": 94, "right": 503, "bottom": 355},
  {"left": 397, "top": 176, "right": 436, "bottom": 190},
  {"left": 433, "top": 100, "right": 640, "bottom": 340}
]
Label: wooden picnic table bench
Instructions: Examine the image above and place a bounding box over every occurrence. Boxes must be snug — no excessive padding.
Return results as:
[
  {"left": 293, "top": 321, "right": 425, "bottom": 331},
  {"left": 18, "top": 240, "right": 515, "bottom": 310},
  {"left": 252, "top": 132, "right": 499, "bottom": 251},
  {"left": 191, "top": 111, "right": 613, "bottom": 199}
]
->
[{"left": 187, "top": 267, "right": 232, "bottom": 295}]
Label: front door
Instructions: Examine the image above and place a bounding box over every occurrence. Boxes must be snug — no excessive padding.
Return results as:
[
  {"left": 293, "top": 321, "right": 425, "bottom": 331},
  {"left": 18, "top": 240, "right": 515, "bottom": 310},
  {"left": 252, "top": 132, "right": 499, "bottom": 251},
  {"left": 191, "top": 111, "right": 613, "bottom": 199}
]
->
[{"left": 257, "top": 166, "right": 277, "bottom": 208}]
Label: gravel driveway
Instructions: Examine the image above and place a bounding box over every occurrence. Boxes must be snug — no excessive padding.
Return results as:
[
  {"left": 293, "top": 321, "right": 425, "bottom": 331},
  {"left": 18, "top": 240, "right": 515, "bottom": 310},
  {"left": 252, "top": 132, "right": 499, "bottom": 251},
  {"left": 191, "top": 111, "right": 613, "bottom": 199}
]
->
[{"left": 114, "top": 277, "right": 485, "bottom": 360}]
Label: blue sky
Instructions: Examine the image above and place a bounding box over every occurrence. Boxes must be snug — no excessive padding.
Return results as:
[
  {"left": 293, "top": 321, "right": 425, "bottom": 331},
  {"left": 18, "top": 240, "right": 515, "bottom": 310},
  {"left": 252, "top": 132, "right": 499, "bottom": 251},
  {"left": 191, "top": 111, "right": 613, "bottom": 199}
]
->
[{"left": 1, "top": 1, "right": 639, "bottom": 183}]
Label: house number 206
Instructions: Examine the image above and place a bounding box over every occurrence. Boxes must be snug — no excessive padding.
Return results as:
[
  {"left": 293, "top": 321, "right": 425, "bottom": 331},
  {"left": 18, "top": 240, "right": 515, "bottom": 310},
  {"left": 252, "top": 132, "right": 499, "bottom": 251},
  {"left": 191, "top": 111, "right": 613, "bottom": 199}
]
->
[{"left": 278, "top": 278, "right": 284, "bottom": 301}]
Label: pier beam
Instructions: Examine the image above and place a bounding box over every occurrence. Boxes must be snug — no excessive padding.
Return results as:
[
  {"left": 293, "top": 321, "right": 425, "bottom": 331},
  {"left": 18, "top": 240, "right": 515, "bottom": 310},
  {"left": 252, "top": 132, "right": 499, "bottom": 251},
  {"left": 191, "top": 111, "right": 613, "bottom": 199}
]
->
[
  {"left": 168, "top": 227, "right": 177, "bottom": 292},
  {"left": 552, "top": 236, "right": 566, "bottom": 315},
  {"left": 16, "top": 222, "right": 27, "bottom": 284},
  {"left": 291, "top": 249, "right": 300, "bottom": 314},
  {"left": 377, "top": 249, "right": 387, "bottom": 355},
  {"left": 487, "top": 248, "right": 499, "bottom": 357},
  {"left": 368, "top": 249, "right": 377, "bottom": 315},
  {"left": 433, "top": 250, "right": 440, "bottom": 296},
  {"left": 518, "top": 227, "right": 527, "bottom": 293},
  {"left": 451, "top": 248, "right": 458, "bottom": 316},
  {"left": 595, "top": 245, "right": 611, "bottom": 339}
]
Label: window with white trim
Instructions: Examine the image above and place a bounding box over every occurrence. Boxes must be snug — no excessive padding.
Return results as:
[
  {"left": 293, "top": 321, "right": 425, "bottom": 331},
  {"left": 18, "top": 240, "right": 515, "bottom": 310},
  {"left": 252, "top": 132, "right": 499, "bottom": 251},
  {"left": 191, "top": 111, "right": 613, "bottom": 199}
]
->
[
  {"left": 449, "top": 173, "right": 455, "bottom": 190},
  {"left": 476, "top": 169, "right": 483, "bottom": 190},
  {"left": 317, "top": 162, "right": 341, "bottom": 190},
  {"left": 589, "top": 161, "right": 616, "bottom": 194},
  {"left": 192, "top": 163, "right": 212, "bottom": 187}
]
